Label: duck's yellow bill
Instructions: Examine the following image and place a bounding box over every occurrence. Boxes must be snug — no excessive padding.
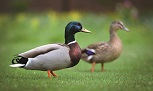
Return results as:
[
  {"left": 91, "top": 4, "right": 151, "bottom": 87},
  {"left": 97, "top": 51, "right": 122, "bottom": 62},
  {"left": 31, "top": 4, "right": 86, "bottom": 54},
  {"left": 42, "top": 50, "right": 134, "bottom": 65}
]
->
[
  {"left": 81, "top": 28, "right": 91, "bottom": 33},
  {"left": 123, "top": 27, "right": 129, "bottom": 32}
]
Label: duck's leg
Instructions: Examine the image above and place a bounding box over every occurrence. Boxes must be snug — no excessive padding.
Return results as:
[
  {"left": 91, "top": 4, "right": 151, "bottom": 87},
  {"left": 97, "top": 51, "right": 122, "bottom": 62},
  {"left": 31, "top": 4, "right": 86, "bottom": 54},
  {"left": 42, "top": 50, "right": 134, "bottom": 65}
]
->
[
  {"left": 101, "top": 63, "right": 104, "bottom": 72},
  {"left": 51, "top": 71, "right": 58, "bottom": 77},
  {"left": 91, "top": 62, "right": 96, "bottom": 72},
  {"left": 47, "top": 70, "right": 51, "bottom": 78}
]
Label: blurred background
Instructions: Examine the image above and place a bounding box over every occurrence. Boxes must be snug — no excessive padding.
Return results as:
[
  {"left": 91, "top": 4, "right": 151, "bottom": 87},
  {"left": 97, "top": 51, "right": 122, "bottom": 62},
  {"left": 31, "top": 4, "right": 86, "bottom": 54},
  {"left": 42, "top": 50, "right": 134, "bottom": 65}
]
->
[
  {"left": 0, "top": 0, "right": 153, "bottom": 91},
  {"left": 0, "top": 0, "right": 152, "bottom": 13}
]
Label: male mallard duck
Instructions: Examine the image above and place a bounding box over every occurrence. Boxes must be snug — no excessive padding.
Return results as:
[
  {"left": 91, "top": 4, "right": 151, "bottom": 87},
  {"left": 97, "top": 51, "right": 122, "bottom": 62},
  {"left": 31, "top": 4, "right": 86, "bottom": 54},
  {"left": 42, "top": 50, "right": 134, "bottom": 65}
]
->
[
  {"left": 9, "top": 21, "right": 91, "bottom": 78},
  {"left": 81, "top": 20, "right": 129, "bottom": 72}
]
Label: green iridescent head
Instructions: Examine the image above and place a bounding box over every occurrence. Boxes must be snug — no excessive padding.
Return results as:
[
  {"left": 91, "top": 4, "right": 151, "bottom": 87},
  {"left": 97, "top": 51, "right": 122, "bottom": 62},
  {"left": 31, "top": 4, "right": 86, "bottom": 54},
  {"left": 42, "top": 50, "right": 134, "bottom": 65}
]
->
[{"left": 65, "top": 21, "right": 91, "bottom": 44}]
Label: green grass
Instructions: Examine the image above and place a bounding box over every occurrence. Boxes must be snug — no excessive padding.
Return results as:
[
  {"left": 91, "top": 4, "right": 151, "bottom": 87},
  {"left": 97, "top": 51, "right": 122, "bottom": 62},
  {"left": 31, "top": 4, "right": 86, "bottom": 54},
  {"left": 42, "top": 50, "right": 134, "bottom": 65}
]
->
[{"left": 0, "top": 11, "right": 153, "bottom": 91}]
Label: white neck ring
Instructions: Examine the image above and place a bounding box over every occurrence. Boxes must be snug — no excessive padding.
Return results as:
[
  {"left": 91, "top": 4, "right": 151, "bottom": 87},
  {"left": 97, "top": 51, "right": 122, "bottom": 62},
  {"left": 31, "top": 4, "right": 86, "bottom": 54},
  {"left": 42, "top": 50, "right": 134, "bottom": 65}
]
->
[{"left": 67, "top": 40, "right": 76, "bottom": 45}]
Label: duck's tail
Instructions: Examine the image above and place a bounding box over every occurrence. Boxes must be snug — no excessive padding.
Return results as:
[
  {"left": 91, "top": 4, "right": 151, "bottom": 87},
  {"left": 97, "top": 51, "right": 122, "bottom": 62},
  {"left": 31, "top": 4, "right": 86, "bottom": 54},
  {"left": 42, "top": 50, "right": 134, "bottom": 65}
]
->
[{"left": 9, "top": 56, "right": 28, "bottom": 68}]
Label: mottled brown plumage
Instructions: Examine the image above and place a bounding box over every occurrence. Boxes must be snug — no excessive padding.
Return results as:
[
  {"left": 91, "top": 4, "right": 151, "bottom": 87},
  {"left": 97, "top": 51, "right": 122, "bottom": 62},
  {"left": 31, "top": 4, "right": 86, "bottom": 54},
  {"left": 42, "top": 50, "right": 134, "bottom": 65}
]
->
[{"left": 81, "top": 20, "right": 129, "bottom": 72}]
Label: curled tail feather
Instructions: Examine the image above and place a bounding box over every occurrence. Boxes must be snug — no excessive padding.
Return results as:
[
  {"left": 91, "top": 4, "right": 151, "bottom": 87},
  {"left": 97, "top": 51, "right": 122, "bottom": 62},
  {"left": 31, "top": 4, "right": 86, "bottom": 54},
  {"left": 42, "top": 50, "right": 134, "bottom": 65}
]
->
[{"left": 10, "top": 56, "right": 28, "bottom": 68}]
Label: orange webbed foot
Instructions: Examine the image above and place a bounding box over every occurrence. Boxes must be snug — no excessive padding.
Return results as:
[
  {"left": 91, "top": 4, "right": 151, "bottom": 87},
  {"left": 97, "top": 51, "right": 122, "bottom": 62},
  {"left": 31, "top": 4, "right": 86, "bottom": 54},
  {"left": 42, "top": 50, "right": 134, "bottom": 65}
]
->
[{"left": 47, "top": 70, "right": 58, "bottom": 78}]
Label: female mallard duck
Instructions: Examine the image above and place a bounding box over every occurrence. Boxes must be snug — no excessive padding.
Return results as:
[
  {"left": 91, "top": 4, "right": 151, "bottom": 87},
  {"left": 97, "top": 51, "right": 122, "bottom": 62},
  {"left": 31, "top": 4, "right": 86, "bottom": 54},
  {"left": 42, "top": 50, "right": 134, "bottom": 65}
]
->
[
  {"left": 81, "top": 20, "right": 129, "bottom": 72},
  {"left": 9, "top": 21, "right": 91, "bottom": 78}
]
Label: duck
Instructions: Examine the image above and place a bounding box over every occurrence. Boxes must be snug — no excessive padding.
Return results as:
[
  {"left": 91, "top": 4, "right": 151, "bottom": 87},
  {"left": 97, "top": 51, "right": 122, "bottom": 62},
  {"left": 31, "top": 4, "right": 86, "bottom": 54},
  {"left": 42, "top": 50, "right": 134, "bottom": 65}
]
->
[
  {"left": 9, "top": 21, "right": 91, "bottom": 78},
  {"left": 81, "top": 20, "right": 129, "bottom": 72}
]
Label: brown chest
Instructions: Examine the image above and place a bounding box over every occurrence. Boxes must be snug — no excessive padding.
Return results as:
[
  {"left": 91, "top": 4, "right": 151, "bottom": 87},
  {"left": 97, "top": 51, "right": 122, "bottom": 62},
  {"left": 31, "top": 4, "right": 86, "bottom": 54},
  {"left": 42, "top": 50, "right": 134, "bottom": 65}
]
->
[
  {"left": 68, "top": 43, "right": 81, "bottom": 67},
  {"left": 108, "top": 40, "right": 123, "bottom": 61}
]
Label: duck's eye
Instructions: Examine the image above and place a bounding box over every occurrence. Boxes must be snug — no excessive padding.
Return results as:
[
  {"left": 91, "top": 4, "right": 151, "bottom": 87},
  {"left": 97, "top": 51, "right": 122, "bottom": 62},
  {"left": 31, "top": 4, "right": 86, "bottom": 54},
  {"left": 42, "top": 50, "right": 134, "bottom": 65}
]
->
[
  {"left": 77, "top": 23, "right": 81, "bottom": 26},
  {"left": 117, "top": 23, "right": 123, "bottom": 26},
  {"left": 117, "top": 22, "right": 121, "bottom": 25},
  {"left": 120, "top": 24, "right": 124, "bottom": 27}
]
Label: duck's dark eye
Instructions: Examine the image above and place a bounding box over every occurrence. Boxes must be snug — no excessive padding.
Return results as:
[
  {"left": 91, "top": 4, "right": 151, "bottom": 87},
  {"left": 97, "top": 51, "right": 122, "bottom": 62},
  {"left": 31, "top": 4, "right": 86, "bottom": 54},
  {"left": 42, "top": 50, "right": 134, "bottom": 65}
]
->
[
  {"left": 77, "top": 23, "right": 81, "bottom": 26},
  {"left": 117, "top": 22, "right": 123, "bottom": 27},
  {"left": 77, "top": 23, "right": 82, "bottom": 29}
]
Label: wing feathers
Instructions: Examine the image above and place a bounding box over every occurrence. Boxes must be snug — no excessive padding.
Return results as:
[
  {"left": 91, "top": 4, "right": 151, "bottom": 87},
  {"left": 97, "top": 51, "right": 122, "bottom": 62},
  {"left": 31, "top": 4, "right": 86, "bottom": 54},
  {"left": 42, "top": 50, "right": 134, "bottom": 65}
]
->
[{"left": 18, "top": 44, "right": 62, "bottom": 58}]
